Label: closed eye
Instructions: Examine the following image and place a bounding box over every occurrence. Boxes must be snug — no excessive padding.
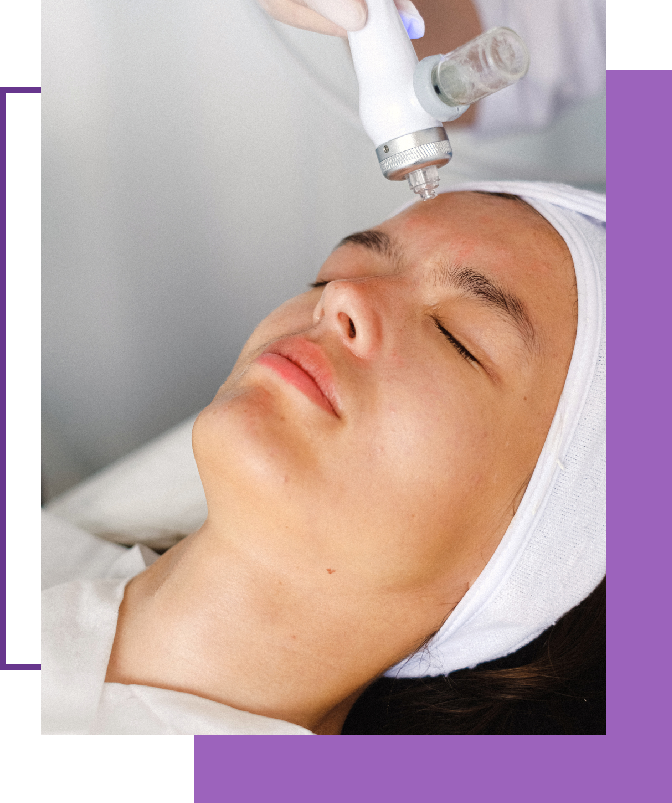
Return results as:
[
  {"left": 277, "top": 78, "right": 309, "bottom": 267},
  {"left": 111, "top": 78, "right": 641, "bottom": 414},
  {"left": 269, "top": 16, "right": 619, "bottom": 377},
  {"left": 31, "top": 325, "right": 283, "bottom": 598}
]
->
[
  {"left": 311, "top": 284, "right": 477, "bottom": 364},
  {"left": 432, "top": 317, "right": 478, "bottom": 364}
]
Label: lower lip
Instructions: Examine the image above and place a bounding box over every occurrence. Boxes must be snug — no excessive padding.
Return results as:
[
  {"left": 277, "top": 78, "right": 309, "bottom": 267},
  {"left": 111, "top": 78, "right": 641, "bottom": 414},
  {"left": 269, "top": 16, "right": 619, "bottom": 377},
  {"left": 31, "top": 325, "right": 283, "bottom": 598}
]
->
[{"left": 256, "top": 353, "right": 336, "bottom": 415}]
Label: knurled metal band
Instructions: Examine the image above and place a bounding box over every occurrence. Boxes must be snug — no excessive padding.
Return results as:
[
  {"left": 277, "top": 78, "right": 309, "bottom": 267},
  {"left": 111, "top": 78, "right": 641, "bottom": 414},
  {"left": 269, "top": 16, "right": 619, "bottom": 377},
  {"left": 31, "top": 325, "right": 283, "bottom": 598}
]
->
[{"left": 378, "top": 140, "right": 452, "bottom": 180}]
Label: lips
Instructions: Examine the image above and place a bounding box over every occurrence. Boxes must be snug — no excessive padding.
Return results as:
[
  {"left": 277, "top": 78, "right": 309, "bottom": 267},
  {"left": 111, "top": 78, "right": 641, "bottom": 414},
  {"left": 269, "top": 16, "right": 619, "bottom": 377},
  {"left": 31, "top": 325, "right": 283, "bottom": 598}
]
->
[{"left": 256, "top": 337, "right": 340, "bottom": 416}]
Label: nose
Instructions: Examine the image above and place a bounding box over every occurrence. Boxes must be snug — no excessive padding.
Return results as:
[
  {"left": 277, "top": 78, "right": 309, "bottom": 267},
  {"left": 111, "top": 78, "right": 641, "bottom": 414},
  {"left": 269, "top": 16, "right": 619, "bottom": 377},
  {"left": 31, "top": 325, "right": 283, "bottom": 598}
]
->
[{"left": 312, "top": 279, "right": 383, "bottom": 359}]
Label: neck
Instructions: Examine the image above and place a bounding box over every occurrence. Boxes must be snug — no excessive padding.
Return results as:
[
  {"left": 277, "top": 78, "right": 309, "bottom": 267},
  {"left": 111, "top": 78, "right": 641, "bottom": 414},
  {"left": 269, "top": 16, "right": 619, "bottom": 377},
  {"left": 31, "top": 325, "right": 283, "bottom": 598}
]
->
[{"left": 105, "top": 519, "right": 454, "bottom": 734}]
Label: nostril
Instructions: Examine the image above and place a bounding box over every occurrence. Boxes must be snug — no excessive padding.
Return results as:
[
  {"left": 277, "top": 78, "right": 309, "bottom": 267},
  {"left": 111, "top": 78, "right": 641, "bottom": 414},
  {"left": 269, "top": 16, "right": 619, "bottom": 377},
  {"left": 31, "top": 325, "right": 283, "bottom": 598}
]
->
[{"left": 338, "top": 312, "right": 357, "bottom": 339}]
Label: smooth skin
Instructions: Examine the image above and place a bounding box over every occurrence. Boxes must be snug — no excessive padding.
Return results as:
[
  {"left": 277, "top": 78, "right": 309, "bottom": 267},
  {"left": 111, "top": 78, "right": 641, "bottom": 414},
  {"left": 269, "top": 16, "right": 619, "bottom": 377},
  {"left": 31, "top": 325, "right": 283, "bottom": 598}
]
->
[{"left": 106, "top": 193, "right": 577, "bottom": 734}]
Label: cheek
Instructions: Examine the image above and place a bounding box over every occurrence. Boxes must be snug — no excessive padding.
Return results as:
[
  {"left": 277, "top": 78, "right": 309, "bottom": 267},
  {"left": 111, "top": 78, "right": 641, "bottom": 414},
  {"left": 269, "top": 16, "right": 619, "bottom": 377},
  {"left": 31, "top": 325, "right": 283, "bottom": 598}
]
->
[
  {"left": 322, "top": 409, "right": 499, "bottom": 590},
  {"left": 345, "top": 370, "right": 500, "bottom": 522},
  {"left": 255, "top": 295, "right": 315, "bottom": 347},
  {"left": 217, "top": 294, "right": 317, "bottom": 394}
]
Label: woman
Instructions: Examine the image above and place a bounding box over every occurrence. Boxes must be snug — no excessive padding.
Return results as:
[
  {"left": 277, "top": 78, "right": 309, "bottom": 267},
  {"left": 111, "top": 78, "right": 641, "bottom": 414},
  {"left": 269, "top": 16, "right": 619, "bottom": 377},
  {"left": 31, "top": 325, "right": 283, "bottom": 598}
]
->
[{"left": 42, "top": 181, "right": 606, "bottom": 734}]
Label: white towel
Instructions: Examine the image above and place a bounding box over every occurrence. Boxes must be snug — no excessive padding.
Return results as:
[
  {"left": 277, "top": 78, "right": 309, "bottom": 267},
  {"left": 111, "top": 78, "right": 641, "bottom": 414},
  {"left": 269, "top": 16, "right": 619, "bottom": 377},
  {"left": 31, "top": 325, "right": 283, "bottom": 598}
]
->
[{"left": 385, "top": 180, "right": 606, "bottom": 677}]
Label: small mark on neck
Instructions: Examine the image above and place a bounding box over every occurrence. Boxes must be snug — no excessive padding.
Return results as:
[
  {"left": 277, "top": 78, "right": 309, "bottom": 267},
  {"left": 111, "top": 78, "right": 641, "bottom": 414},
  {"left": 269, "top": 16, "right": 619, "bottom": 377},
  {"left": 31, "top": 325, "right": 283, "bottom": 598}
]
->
[{"left": 326, "top": 568, "right": 336, "bottom": 574}]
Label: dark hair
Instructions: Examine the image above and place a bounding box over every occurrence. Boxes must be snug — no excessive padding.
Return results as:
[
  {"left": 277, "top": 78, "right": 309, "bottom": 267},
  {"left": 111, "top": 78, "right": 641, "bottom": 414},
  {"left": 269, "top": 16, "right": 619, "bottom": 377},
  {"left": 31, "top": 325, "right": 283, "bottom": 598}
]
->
[{"left": 342, "top": 578, "right": 605, "bottom": 735}]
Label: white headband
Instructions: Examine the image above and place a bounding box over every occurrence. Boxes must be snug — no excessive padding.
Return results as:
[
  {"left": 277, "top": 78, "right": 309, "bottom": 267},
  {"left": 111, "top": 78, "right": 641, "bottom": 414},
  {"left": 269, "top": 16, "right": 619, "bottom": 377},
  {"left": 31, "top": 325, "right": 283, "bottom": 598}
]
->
[{"left": 385, "top": 181, "right": 606, "bottom": 677}]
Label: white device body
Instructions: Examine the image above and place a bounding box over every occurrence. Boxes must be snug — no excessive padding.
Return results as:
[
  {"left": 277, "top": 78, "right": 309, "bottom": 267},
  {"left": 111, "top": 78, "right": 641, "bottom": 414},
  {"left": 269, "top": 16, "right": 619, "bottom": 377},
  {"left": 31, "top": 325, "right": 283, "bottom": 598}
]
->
[
  {"left": 346, "top": 4, "right": 529, "bottom": 199},
  {"left": 347, "top": 0, "right": 441, "bottom": 148}
]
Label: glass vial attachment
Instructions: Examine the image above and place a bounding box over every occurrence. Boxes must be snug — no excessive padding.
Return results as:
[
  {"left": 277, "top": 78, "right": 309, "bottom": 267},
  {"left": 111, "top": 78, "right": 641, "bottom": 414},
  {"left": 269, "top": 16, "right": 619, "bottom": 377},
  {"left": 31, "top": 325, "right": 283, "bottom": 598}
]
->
[
  {"left": 432, "top": 27, "right": 529, "bottom": 107},
  {"left": 407, "top": 165, "right": 440, "bottom": 200}
]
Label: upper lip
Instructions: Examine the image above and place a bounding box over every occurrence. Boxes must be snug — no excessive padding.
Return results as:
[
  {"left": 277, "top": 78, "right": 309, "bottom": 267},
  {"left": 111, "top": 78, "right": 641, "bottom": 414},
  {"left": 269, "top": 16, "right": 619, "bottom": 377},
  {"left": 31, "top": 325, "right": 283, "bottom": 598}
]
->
[{"left": 261, "top": 336, "right": 341, "bottom": 416}]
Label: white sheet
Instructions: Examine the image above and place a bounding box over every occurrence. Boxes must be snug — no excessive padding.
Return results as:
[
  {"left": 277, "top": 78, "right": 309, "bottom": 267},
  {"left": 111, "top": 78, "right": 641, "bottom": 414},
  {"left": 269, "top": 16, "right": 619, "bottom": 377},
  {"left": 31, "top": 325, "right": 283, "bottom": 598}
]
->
[{"left": 45, "top": 417, "right": 206, "bottom": 551}]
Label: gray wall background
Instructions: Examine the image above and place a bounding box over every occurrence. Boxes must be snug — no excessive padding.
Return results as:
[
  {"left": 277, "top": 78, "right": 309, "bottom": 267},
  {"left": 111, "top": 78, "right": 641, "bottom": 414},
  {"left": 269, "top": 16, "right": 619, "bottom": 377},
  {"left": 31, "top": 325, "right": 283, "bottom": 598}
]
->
[{"left": 42, "top": 0, "right": 605, "bottom": 501}]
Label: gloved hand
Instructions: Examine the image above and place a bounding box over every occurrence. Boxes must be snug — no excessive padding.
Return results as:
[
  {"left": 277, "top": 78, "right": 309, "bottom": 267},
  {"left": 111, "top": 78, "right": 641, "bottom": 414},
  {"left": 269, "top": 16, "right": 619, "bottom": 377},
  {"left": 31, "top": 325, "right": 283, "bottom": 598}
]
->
[{"left": 257, "top": 0, "right": 425, "bottom": 39}]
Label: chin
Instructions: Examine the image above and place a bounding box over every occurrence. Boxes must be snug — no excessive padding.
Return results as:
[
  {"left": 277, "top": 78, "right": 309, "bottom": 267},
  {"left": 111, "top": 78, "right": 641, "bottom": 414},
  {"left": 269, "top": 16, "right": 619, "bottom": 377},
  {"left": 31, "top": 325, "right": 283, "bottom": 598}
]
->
[{"left": 192, "top": 381, "right": 318, "bottom": 516}]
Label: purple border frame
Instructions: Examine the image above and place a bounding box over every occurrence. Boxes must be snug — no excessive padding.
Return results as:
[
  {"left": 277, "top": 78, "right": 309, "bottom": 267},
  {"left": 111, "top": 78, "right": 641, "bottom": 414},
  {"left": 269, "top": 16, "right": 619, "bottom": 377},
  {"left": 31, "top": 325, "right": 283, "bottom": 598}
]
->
[
  {"left": 1, "top": 85, "right": 41, "bottom": 671},
  {"left": 0, "top": 86, "right": 5, "bottom": 669}
]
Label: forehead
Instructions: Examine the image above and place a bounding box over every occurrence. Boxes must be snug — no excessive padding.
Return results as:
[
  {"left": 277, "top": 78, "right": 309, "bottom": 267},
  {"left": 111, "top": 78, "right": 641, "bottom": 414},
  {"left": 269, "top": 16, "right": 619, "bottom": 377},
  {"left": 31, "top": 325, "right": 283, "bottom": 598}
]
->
[
  {"left": 382, "top": 192, "right": 571, "bottom": 282},
  {"left": 365, "top": 192, "right": 573, "bottom": 319}
]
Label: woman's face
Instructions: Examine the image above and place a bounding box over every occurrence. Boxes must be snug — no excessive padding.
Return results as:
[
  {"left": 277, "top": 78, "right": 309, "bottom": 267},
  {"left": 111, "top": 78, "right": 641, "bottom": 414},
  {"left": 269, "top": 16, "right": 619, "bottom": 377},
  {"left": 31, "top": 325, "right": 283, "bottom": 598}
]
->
[{"left": 194, "top": 192, "right": 576, "bottom": 603}]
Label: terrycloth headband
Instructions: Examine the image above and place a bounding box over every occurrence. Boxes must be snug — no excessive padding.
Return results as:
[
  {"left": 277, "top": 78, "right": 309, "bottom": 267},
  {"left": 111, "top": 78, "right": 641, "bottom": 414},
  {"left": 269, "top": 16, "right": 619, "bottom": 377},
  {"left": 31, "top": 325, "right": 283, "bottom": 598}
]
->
[{"left": 385, "top": 181, "right": 606, "bottom": 677}]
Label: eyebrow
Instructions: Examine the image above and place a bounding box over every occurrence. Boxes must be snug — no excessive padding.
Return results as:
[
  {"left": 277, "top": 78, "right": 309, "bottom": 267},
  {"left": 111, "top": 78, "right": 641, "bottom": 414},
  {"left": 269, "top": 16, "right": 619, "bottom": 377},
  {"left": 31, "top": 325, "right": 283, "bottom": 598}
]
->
[
  {"left": 335, "top": 231, "right": 401, "bottom": 268},
  {"left": 335, "top": 229, "right": 537, "bottom": 353}
]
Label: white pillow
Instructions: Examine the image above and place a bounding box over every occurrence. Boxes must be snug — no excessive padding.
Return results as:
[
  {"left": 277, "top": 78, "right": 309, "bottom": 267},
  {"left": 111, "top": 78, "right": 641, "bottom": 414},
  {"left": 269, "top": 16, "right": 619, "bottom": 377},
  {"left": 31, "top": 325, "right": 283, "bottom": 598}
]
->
[{"left": 45, "top": 416, "right": 207, "bottom": 550}]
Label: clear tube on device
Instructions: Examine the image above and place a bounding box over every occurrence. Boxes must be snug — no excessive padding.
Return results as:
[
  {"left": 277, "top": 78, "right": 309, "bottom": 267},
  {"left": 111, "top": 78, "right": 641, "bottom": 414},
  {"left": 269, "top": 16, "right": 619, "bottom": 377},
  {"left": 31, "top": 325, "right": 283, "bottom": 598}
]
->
[
  {"left": 407, "top": 165, "right": 440, "bottom": 200},
  {"left": 432, "top": 27, "right": 529, "bottom": 107}
]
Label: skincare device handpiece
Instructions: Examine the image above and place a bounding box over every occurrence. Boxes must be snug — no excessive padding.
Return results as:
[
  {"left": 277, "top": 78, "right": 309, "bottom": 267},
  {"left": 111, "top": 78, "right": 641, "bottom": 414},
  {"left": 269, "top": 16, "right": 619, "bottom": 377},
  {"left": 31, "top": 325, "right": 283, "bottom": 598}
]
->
[
  {"left": 348, "top": 0, "right": 450, "bottom": 200},
  {"left": 348, "top": 3, "right": 530, "bottom": 200}
]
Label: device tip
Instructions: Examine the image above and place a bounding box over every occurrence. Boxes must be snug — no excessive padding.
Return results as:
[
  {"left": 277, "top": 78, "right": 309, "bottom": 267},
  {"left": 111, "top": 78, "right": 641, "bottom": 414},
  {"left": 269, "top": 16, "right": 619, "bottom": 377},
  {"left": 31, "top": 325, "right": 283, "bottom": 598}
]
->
[{"left": 407, "top": 166, "right": 440, "bottom": 201}]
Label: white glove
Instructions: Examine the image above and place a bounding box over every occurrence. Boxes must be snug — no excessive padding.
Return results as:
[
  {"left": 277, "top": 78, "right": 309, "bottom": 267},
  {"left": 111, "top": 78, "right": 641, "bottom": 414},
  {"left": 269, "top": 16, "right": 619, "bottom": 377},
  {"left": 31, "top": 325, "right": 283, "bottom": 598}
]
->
[{"left": 257, "top": 0, "right": 425, "bottom": 38}]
